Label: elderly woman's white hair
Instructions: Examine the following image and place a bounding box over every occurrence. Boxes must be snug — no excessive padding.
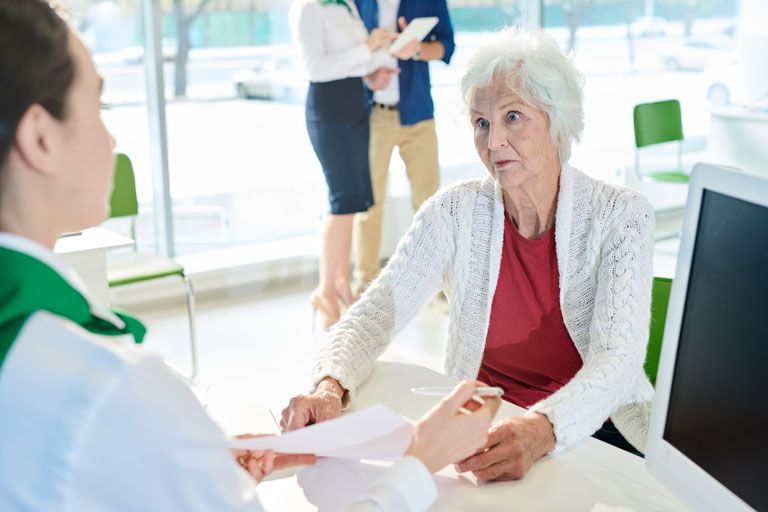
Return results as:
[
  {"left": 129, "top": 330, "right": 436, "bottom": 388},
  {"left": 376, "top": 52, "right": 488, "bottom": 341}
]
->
[{"left": 461, "top": 26, "right": 585, "bottom": 164}]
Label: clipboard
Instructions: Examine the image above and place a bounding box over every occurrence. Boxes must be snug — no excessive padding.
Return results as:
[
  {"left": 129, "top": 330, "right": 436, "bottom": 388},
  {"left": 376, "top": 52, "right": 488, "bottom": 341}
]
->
[{"left": 389, "top": 16, "right": 438, "bottom": 55}]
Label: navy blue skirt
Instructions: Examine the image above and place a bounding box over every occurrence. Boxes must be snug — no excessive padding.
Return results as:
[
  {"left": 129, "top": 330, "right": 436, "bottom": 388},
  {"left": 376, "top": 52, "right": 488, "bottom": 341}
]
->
[{"left": 306, "top": 77, "right": 373, "bottom": 215}]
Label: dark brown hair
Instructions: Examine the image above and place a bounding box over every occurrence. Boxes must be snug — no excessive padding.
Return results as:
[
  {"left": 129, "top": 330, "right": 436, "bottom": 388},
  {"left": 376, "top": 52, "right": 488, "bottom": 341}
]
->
[{"left": 0, "top": 0, "right": 75, "bottom": 167}]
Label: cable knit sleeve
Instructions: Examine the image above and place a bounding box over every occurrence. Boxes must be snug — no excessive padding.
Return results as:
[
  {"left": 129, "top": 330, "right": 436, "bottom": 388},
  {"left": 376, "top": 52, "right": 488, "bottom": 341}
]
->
[
  {"left": 529, "top": 191, "right": 655, "bottom": 452},
  {"left": 309, "top": 188, "right": 465, "bottom": 406}
]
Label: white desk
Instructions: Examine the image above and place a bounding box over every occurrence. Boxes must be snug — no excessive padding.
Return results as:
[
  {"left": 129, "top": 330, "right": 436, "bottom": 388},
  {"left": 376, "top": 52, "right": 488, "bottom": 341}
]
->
[
  {"left": 54, "top": 227, "right": 133, "bottom": 304},
  {"left": 708, "top": 107, "right": 768, "bottom": 178},
  {"left": 255, "top": 359, "right": 687, "bottom": 512}
]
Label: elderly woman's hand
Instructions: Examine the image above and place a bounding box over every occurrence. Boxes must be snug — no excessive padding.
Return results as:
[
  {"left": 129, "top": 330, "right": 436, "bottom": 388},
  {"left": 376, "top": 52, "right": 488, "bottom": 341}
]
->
[
  {"left": 455, "top": 412, "right": 556, "bottom": 480},
  {"left": 280, "top": 377, "right": 344, "bottom": 431}
]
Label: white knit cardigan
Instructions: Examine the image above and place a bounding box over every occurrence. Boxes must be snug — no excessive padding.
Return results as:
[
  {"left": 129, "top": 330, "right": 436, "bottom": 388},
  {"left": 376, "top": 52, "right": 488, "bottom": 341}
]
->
[{"left": 311, "top": 164, "right": 656, "bottom": 453}]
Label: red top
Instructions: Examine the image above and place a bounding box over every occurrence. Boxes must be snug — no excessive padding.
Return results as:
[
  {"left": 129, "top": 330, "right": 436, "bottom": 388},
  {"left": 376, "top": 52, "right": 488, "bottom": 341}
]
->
[{"left": 477, "top": 213, "right": 583, "bottom": 409}]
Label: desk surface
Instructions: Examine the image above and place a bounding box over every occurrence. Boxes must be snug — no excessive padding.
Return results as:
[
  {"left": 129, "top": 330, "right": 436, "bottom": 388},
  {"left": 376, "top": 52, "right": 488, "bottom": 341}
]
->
[
  {"left": 711, "top": 105, "right": 768, "bottom": 122},
  {"left": 54, "top": 227, "right": 133, "bottom": 255},
  {"left": 255, "top": 358, "right": 687, "bottom": 512}
]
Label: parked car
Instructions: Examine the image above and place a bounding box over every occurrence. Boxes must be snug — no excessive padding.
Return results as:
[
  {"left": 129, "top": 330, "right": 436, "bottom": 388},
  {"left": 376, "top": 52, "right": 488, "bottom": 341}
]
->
[
  {"left": 659, "top": 37, "right": 734, "bottom": 71},
  {"left": 630, "top": 16, "right": 667, "bottom": 38},
  {"left": 233, "top": 54, "right": 307, "bottom": 102},
  {"left": 120, "top": 38, "right": 178, "bottom": 65},
  {"left": 702, "top": 53, "right": 741, "bottom": 106}
]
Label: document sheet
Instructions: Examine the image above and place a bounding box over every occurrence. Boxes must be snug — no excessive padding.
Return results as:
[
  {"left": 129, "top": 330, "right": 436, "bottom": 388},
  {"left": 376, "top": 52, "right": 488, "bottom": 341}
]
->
[{"left": 228, "top": 404, "right": 414, "bottom": 460}]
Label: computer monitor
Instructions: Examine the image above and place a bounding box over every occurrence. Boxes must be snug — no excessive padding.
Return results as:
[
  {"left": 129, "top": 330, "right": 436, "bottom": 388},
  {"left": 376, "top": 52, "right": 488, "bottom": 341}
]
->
[{"left": 646, "top": 163, "right": 768, "bottom": 512}]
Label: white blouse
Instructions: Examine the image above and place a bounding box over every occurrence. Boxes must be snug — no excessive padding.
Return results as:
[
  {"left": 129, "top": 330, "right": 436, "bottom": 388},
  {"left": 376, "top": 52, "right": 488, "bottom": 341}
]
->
[
  {"left": 0, "top": 234, "right": 438, "bottom": 512},
  {"left": 290, "top": 0, "right": 392, "bottom": 83}
]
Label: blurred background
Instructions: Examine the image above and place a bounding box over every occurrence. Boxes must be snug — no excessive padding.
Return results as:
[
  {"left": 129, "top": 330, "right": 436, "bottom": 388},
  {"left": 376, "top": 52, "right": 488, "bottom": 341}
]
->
[{"left": 67, "top": 0, "right": 761, "bottom": 276}]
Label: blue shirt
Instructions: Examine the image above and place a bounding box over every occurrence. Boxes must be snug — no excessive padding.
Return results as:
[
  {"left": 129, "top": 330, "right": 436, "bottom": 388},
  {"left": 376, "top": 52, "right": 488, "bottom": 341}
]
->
[{"left": 354, "top": 0, "right": 455, "bottom": 125}]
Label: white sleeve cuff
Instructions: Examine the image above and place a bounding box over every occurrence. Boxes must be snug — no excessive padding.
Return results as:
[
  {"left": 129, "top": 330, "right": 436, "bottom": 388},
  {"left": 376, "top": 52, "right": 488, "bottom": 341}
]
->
[
  {"left": 368, "top": 49, "right": 393, "bottom": 73},
  {"left": 357, "top": 456, "right": 437, "bottom": 512}
]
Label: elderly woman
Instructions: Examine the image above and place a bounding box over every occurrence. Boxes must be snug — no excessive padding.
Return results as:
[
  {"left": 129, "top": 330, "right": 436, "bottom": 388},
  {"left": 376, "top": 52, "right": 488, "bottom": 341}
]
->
[
  {"left": 282, "top": 26, "right": 655, "bottom": 480},
  {"left": 0, "top": 2, "right": 498, "bottom": 509}
]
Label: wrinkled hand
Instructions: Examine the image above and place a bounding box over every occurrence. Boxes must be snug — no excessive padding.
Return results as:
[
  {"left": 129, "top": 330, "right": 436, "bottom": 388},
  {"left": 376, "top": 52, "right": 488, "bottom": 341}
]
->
[
  {"left": 364, "top": 66, "right": 400, "bottom": 90},
  {"left": 231, "top": 434, "right": 317, "bottom": 483},
  {"left": 404, "top": 380, "right": 501, "bottom": 473},
  {"left": 366, "top": 27, "right": 390, "bottom": 51},
  {"left": 390, "top": 16, "right": 422, "bottom": 60},
  {"left": 280, "top": 379, "right": 343, "bottom": 431},
  {"left": 454, "top": 413, "right": 556, "bottom": 481}
]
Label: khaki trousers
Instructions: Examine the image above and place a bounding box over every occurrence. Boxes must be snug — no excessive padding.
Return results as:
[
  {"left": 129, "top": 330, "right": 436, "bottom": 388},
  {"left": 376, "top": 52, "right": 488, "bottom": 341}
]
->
[{"left": 353, "top": 107, "right": 440, "bottom": 284}]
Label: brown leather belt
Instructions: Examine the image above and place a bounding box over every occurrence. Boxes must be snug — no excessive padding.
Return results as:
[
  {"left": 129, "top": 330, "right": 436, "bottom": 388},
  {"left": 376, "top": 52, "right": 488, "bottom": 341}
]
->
[{"left": 373, "top": 102, "right": 399, "bottom": 111}]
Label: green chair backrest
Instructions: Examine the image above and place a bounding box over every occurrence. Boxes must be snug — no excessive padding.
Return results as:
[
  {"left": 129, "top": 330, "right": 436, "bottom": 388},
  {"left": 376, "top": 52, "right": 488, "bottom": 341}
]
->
[
  {"left": 109, "top": 153, "right": 139, "bottom": 219},
  {"left": 633, "top": 99, "right": 683, "bottom": 148},
  {"left": 645, "top": 276, "right": 673, "bottom": 386}
]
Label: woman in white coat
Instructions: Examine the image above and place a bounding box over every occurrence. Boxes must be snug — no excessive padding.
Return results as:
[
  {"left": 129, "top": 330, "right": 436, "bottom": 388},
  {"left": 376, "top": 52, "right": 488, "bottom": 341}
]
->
[
  {"left": 0, "top": 1, "right": 498, "bottom": 510},
  {"left": 290, "top": 0, "right": 400, "bottom": 328},
  {"left": 283, "top": 26, "right": 656, "bottom": 480}
]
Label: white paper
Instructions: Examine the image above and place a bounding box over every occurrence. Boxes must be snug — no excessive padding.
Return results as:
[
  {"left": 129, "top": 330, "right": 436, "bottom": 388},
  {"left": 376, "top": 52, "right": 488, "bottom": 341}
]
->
[
  {"left": 228, "top": 404, "right": 414, "bottom": 460},
  {"left": 206, "top": 401, "right": 280, "bottom": 437},
  {"left": 389, "top": 17, "right": 438, "bottom": 54}
]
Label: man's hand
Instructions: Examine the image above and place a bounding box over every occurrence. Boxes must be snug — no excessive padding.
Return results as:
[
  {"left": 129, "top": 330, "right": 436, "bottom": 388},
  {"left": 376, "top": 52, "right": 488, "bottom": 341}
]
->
[
  {"left": 279, "top": 377, "right": 344, "bottom": 431},
  {"left": 454, "top": 412, "right": 556, "bottom": 481},
  {"left": 390, "top": 17, "right": 422, "bottom": 60},
  {"left": 364, "top": 66, "right": 400, "bottom": 91}
]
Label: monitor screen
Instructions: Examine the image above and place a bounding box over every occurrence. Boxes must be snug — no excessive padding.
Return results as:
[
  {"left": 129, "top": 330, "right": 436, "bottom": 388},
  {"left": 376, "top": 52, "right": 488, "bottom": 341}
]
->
[{"left": 662, "top": 189, "right": 768, "bottom": 511}]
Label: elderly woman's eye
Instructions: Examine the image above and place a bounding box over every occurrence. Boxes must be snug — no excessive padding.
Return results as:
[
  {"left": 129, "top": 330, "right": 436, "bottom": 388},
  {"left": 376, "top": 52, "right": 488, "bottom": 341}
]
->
[
  {"left": 475, "top": 118, "right": 489, "bottom": 129},
  {"left": 506, "top": 112, "right": 520, "bottom": 122}
]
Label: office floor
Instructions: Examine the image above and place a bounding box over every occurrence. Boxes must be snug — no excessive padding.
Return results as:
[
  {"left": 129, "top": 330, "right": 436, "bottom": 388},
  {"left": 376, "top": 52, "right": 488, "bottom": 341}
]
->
[{"left": 134, "top": 236, "right": 681, "bottom": 407}]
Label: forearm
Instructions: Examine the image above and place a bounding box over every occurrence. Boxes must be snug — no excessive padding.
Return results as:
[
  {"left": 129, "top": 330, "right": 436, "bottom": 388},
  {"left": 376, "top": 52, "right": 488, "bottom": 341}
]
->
[
  {"left": 303, "top": 44, "right": 372, "bottom": 81},
  {"left": 419, "top": 41, "right": 444, "bottom": 61},
  {"left": 315, "top": 376, "right": 348, "bottom": 404},
  {"left": 310, "top": 196, "right": 450, "bottom": 406},
  {"left": 525, "top": 412, "right": 557, "bottom": 459},
  {"left": 346, "top": 457, "right": 437, "bottom": 512}
]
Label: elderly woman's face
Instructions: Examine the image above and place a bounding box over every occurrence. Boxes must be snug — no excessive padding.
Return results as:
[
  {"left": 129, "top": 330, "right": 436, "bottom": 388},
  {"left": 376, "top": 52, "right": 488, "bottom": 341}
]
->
[{"left": 470, "top": 74, "right": 560, "bottom": 190}]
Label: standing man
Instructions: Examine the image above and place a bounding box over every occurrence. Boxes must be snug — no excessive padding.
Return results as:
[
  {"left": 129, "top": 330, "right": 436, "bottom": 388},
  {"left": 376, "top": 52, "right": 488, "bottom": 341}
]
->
[{"left": 353, "top": 0, "right": 455, "bottom": 292}]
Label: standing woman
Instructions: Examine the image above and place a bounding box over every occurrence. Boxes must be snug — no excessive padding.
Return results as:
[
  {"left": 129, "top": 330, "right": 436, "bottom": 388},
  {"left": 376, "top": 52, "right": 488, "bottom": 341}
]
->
[{"left": 290, "top": 0, "right": 395, "bottom": 328}]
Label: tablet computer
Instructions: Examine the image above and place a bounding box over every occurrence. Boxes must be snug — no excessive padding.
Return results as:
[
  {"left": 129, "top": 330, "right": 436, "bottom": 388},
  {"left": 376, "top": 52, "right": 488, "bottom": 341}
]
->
[{"left": 389, "top": 17, "right": 439, "bottom": 55}]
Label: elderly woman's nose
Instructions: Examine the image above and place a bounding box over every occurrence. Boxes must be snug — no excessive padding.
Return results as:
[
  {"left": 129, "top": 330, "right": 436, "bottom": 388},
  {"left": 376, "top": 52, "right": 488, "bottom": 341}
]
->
[{"left": 488, "top": 124, "right": 508, "bottom": 150}]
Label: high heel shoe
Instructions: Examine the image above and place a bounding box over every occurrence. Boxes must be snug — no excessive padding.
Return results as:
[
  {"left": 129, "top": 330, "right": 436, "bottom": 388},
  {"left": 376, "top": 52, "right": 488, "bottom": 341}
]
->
[{"left": 310, "top": 292, "right": 341, "bottom": 331}]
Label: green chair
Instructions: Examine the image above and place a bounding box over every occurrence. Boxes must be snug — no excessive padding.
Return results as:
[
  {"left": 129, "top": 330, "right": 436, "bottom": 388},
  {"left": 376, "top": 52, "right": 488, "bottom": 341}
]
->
[
  {"left": 108, "top": 153, "right": 198, "bottom": 380},
  {"left": 645, "top": 276, "right": 673, "bottom": 386},
  {"left": 633, "top": 99, "right": 690, "bottom": 184}
]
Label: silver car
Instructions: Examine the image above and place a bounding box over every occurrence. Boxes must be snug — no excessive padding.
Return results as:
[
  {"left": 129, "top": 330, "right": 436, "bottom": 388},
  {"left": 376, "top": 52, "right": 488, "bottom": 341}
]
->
[{"left": 233, "top": 55, "right": 307, "bottom": 102}]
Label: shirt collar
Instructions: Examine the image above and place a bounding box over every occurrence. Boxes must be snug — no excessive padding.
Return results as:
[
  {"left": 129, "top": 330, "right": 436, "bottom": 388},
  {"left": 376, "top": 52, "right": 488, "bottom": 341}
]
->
[{"left": 0, "top": 233, "right": 126, "bottom": 329}]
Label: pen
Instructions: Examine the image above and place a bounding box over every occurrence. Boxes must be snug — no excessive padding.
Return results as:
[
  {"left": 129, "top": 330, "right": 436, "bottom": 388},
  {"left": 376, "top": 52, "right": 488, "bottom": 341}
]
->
[
  {"left": 411, "top": 386, "right": 504, "bottom": 415},
  {"left": 268, "top": 407, "right": 281, "bottom": 431},
  {"left": 410, "top": 386, "right": 504, "bottom": 397}
]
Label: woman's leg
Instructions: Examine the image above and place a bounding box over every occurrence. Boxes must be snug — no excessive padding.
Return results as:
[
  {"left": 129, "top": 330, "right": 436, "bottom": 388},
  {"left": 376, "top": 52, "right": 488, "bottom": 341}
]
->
[
  {"left": 326, "top": 213, "right": 356, "bottom": 306},
  {"left": 316, "top": 213, "right": 355, "bottom": 322}
]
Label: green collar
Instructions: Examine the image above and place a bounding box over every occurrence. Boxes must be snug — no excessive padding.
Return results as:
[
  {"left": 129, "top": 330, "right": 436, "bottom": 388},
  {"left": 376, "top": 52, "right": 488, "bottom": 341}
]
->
[
  {"left": 0, "top": 247, "right": 145, "bottom": 370},
  {"left": 318, "top": 0, "right": 352, "bottom": 15}
]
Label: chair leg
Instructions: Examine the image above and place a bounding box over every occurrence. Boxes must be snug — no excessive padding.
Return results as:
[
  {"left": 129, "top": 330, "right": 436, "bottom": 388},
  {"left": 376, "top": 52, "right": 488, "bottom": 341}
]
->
[{"left": 182, "top": 273, "right": 199, "bottom": 381}]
